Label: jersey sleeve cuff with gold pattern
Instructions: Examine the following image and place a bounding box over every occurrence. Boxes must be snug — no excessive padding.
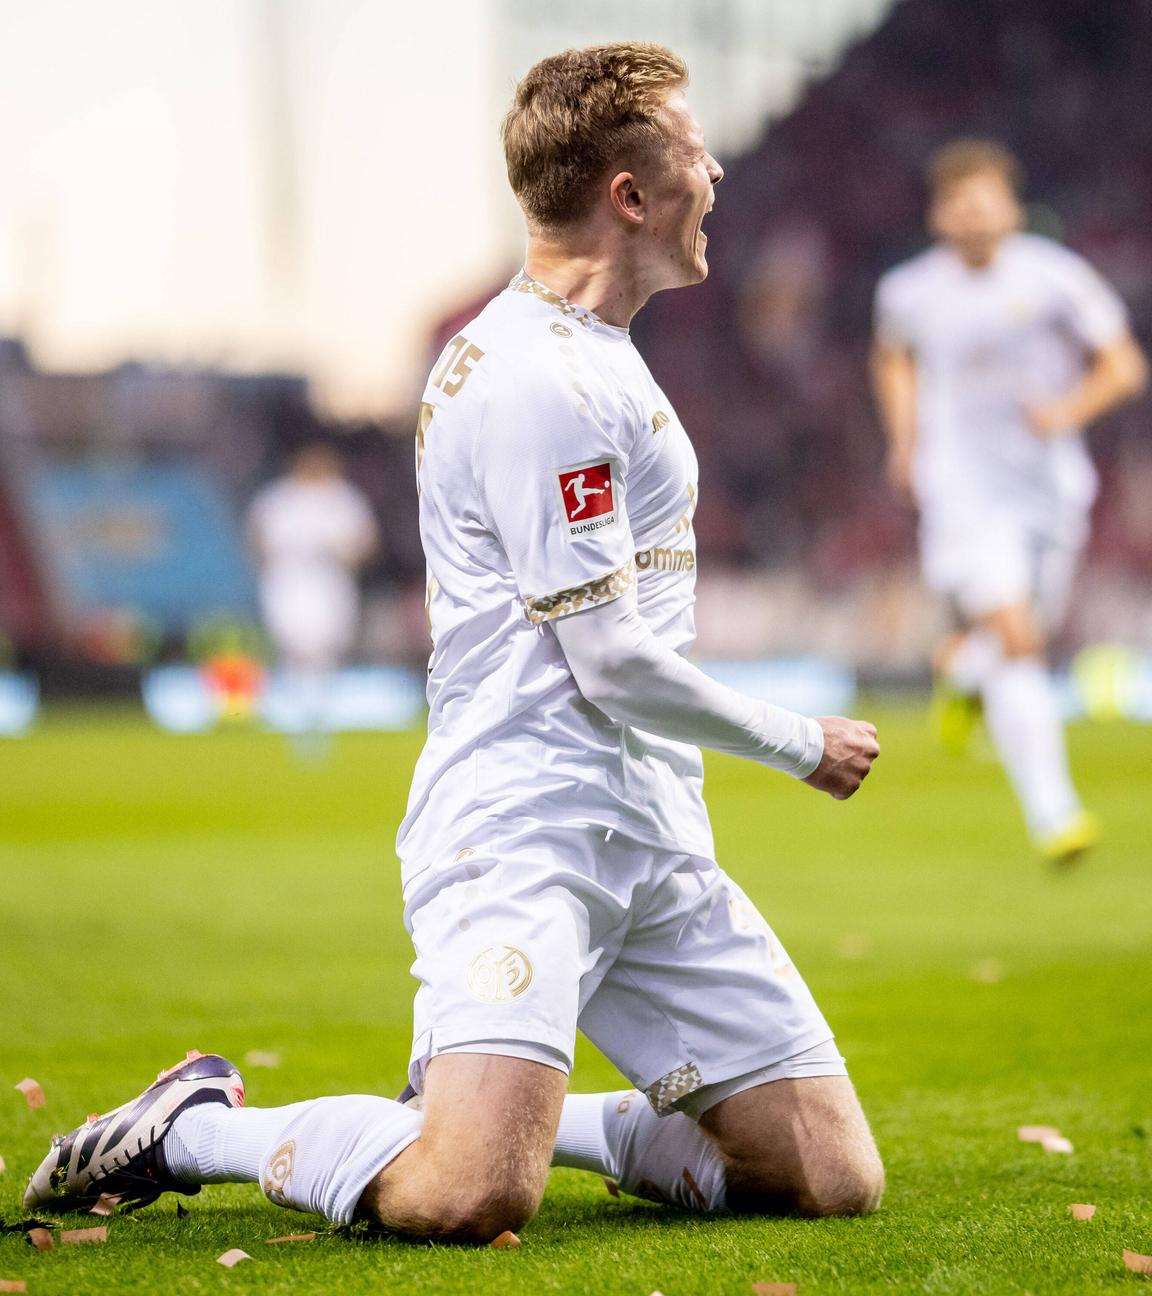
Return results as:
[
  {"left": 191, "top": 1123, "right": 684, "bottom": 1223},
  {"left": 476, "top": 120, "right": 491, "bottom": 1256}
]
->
[{"left": 524, "top": 559, "right": 637, "bottom": 625}]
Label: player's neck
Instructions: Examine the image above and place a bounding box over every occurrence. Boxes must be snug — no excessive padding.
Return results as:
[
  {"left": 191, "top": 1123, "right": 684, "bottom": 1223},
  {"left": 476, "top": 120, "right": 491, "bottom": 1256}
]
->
[
  {"left": 524, "top": 238, "right": 648, "bottom": 328},
  {"left": 950, "top": 235, "right": 1009, "bottom": 271}
]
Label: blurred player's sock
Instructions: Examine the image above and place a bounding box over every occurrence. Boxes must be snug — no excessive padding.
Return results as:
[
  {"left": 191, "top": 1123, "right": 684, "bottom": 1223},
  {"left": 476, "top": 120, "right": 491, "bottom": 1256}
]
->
[
  {"left": 166, "top": 1096, "right": 422, "bottom": 1223},
  {"left": 932, "top": 630, "right": 996, "bottom": 756},
  {"left": 553, "top": 1090, "right": 726, "bottom": 1211},
  {"left": 981, "top": 656, "right": 1082, "bottom": 845},
  {"left": 941, "top": 629, "right": 999, "bottom": 693}
]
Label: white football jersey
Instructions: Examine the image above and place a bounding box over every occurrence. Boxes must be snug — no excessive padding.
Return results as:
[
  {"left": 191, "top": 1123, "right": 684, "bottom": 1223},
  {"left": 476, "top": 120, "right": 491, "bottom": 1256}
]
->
[
  {"left": 248, "top": 476, "right": 377, "bottom": 662},
  {"left": 874, "top": 233, "right": 1128, "bottom": 521},
  {"left": 397, "top": 272, "right": 713, "bottom": 869},
  {"left": 248, "top": 477, "right": 377, "bottom": 576}
]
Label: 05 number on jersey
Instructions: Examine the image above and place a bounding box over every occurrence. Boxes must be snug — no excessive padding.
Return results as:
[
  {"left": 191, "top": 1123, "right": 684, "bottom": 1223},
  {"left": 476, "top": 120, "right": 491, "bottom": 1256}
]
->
[
  {"left": 417, "top": 334, "right": 486, "bottom": 475},
  {"left": 430, "top": 334, "right": 485, "bottom": 396}
]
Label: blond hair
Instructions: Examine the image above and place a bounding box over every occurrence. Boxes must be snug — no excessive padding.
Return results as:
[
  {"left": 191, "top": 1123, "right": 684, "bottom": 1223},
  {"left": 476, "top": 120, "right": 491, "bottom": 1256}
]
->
[
  {"left": 926, "top": 138, "right": 1024, "bottom": 195},
  {"left": 502, "top": 43, "right": 689, "bottom": 230}
]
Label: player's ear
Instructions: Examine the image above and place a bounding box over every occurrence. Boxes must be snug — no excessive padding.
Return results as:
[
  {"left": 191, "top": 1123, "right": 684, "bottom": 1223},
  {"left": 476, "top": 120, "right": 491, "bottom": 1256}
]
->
[{"left": 608, "top": 172, "right": 645, "bottom": 227}]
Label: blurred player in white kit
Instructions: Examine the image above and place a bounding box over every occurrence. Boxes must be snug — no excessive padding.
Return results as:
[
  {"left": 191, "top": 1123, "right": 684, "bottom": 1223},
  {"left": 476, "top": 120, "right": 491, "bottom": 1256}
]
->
[
  {"left": 872, "top": 140, "right": 1147, "bottom": 864},
  {"left": 247, "top": 442, "right": 378, "bottom": 732},
  {"left": 27, "top": 45, "right": 885, "bottom": 1242}
]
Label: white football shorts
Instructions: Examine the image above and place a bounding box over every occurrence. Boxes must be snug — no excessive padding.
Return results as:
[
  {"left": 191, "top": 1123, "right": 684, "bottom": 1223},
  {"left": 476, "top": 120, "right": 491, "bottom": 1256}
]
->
[
  {"left": 919, "top": 507, "right": 1087, "bottom": 626},
  {"left": 402, "top": 821, "right": 842, "bottom": 1116},
  {"left": 259, "top": 568, "right": 358, "bottom": 668}
]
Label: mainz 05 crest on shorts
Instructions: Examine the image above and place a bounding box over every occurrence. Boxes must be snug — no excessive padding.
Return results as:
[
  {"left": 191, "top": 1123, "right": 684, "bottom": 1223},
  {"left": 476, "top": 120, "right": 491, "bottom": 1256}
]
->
[
  {"left": 556, "top": 459, "right": 618, "bottom": 539},
  {"left": 466, "top": 945, "right": 534, "bottom": 1002}
]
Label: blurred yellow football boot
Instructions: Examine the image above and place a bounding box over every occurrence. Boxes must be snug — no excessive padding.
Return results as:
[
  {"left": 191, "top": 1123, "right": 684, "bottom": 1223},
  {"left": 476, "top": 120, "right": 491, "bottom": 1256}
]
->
[
  {"left": 1039, "top": 810, "right": 1101, "bottom": 867},
  {"left": 930, "top": 681, "right": 982, "bottom": 757}
]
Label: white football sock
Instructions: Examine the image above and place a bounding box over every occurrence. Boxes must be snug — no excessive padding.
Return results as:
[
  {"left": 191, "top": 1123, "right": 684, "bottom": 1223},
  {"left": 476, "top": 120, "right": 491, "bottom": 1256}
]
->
[
  {"left": 943, "top": 630, "right": 1000, "bottom": 694},
  {"left": 166, "top": 1103, "right": 288, "bottom": 1184},
  {"left": 981, "top": 655, "right": 1081, "bottom": 839},
  {"left": 553, "top": 1090, "right": 727, "bottom": 1212},
  {"left": 166, "top": 1096, "right": 422, "bottom": 1225},
  {"left": 170, "top": 1088, "right": 728, "bottom": 1222},
  {"left": 552, "top": 1091, "right": 613, "bottom": 1175}
]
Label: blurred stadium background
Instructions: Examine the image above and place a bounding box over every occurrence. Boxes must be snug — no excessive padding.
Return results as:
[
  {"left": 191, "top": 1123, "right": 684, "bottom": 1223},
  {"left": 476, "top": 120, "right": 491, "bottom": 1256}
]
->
[
  {"left": 3, "top": 7, "right": 1152, "bottom": 1292},
  {"left": 0, "top": 0, "right": 1150, "bottom": 724}
]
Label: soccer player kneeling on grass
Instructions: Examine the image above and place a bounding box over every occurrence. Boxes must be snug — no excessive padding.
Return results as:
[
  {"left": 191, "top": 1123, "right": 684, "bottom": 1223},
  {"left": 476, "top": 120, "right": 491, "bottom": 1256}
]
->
[
  {"left": 26, "top": 43, "right": 884, "bottom": 1241},
  {"left": 872, "top": 140, "right": 1147, "bottom": 865}
]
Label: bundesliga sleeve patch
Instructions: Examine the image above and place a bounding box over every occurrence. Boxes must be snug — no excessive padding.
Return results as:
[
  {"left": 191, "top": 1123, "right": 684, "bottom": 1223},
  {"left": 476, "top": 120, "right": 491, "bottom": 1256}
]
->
[{"left": 556, "top": 460, "right": 618, "bottom": 539}]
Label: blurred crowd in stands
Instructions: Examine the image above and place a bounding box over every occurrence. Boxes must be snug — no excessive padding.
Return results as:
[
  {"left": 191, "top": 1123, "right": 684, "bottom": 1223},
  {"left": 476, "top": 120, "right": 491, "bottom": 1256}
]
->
[
  {"left": 636, "top": 0, "right": 1152, "bottom": 576},
  {"left": 1, "top": 0, "right": 1149, "bottom": 678}
]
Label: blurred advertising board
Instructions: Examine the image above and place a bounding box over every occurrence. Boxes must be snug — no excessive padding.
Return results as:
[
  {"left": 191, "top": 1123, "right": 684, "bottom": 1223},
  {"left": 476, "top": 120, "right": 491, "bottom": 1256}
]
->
[
  {"left": 0, "top": 672, "right": 38, "bottom": 735},
  {"left": 142, "top": 665, "right": 426, "bottom": 733},
  {"left": 699, "top": 657, "right": 856, "bottom": 716},
  {"left": 29, "top": 460, "right": 256, "bottom": 632}
]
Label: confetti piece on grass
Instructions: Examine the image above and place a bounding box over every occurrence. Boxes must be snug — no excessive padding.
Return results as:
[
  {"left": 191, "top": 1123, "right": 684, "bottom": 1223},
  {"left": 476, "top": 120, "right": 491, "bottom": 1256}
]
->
[
  {"left": 0, "top": 1155, "right": 6, "bottom": 1174},
  {"left": 1124, "top": 1250, "right": 1152, "bottom": 1275},
  {"left": 27, "top": 1227, "right": 53, "bottom": 1252},
  {"left": 60, "top": 1226, "right": 107, "bottom": 1245},
  {"left": 0, "top": 1281, "right": 27, "bottom": 1293},
  {"left": 753, "top": 1285, "right": 798, "bottom": 1296},
  {"left": 243, "top": 1051, "right": 282, "bottom": 1069},
  {"left": 1018, "top": 1125, "right": 1062, "bottom": 1143},
  {"left": 14, "top": 1080, "right": 44, "bottom": 1111},
  {"left": 1070, "top": 1204, "right": 1096, "bottom": 1220},
  {"left": 489, "top": 1231, "right": 520, "bottom": 1249},
  {"left": 969, "top": 958, "right": 1004, "bottom": 984},
  {"left": 89, "top": 1194, "right": 122, "bottom": 1217},
  {"left": 265, "top": 1233, "right": 316, "bottom": 1244},
  {"left": 1041, "top": 1135, "right": 1074, "bottom": 1154},
  {"left": 217, "top": 1249, "right": 252, "bottom": 1268}
]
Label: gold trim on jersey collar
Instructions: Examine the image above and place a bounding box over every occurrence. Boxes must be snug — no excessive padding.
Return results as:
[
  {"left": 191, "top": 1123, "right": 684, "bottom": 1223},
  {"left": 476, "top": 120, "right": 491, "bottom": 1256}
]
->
[{"left": 509, "top": 270, "right": 605, "bottom": 329}]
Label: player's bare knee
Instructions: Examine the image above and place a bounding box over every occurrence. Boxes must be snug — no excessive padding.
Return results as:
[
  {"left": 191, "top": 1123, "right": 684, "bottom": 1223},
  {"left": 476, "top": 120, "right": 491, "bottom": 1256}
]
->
[
  {"left": 729, "top": 1144, "right": 884, "bottom": 1219},
  {"left": 358, "top": 1172, "right": 538, "bottom": 1242},
  {"left": 426, "top": 1180, "right": 539, "bottom": 1242},
  {"left": 797, "top": 1153, "right": 885, "bottom": 1218},
  {"left": 984, "top": 605, "right": 1044, "bottom": 658},
  {"left": 1000, "top": 634, "right": 1044, "bottom": 659}
]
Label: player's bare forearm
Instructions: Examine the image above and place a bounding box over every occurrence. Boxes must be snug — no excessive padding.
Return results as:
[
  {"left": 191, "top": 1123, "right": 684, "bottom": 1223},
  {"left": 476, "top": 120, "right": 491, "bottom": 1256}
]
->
[
  {"left": 801, "top": 716, "right": 880, "bottom": 800},
  {"left": 1026, "top": 332, "right": 1148, "bottom": 436},
  {"left": 870, "top": 342, "right": 918, "bottom": 499}
]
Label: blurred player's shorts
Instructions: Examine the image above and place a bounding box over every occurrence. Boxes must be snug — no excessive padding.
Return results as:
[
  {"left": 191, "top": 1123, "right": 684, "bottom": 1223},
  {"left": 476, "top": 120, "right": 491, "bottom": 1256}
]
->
[{"left": 920, "top": 513, "right": 1085, "bottom": 625}]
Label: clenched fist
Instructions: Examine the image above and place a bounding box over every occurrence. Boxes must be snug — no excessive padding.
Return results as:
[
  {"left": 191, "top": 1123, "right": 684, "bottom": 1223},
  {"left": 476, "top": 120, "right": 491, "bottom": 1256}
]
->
[{"left": 802, "top": 717, "right": 880, "bottom": 800}]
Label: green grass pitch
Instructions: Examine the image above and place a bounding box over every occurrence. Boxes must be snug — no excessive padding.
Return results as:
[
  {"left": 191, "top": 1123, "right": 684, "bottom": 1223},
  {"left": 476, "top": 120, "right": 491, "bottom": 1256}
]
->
[{"left": 1, "top": 704, "right": 1150, "bottom": 1295}]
